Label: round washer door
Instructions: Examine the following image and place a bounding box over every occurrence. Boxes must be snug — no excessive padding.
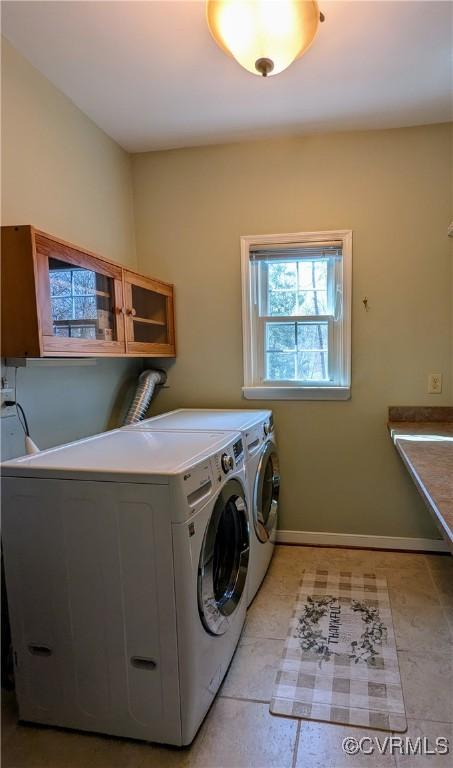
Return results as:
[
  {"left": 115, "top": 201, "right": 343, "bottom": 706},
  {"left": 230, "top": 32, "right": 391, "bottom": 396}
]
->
[
  {"left": 198, "top": 478, "right": 250, "bottom": 636},
  {"left": 253, "top": 442, "right": 280, "bottom": 543}
]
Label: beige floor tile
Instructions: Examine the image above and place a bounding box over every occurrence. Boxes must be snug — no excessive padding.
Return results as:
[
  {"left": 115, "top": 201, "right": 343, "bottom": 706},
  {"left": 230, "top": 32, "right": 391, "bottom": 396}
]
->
[
  {"left": 426, "top": 557, "right": 453, "bottom": 631},
  {"left": 185, "top": 698, "right": 297, "bottom": 768},
  {"left": 398, "top": 651, "right": 453, "bottom": 723},
  {"left": 425, "top": 556, "right": 453, "bottom": 573},
  {"left": 386, "top": 569, "right": 441, "bottom": 604},
  {"left": 427, "top": 562, "right": 453, "bottom": 603},
  {"left": 295, "top": 721, "right": 397, "bottom": 768},
  {"left": 266, "top": 546, "right": 313, "bottom": 578},
  {"left": 258, "top": 567, "right": 302, "bottom": 599},
  {"left": 1, "top": 720, "right": 192, "bottom": 768},
  {"left": 356, "top": 551, "right": 428, "bottom": 572},
  {"left": 243, "top": 590, "right": 294, "bottom": 640},
  {"left": 219, "top": 637, "right": 284, "bottom": 702},
  {"left": 394, "top": 719, "right": 453, "bottom": 767},
  {"left": 89, "top": 736, "right": 185, "bottom": 768},
  {"left": 273, "top": 545, "right": 319, "bottom": 564},
  {"left": 390, "top": 598, "right": 453, "bottom": 654},
  {"left": 137, "top": 750, "right": 192, "bottom": 768},
  {"left": 270, "top": 547, "right": 428, "bottom": 582},
  {"left": 303, "top": 547, "right": 427, "bottom": 572},
  {"left": 2, "top": 722, "right": 100, "bottom": 768},
  {"left": 430, "top": 571, "right": 453, "bottom": 607}
]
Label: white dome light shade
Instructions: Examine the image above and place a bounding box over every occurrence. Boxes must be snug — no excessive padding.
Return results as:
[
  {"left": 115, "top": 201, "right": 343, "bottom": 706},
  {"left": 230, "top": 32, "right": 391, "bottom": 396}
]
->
[{"left": 207, "top": 0, "right": 322, "bottom": 77}]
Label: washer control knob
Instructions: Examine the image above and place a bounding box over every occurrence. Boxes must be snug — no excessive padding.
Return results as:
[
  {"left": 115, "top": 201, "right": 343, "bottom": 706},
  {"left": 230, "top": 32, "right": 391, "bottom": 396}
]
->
[
  {"left": 221, "top": 453, "right": 234, "bottom": 473},
  {"left": 264, "top": 423, "right": 270, "bottom": 436}
]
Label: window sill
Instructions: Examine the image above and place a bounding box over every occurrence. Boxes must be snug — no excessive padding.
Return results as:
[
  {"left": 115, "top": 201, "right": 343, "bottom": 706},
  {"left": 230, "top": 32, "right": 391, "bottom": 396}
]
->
[{"left": 242, "top": 386, "right": 351, "bottom": 401}]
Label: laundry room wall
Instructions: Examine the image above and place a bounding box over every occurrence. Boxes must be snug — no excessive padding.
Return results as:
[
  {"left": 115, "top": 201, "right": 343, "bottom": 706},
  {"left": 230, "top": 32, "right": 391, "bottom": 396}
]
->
[
  {"left": 131, "top": 122, "right": 453, "bottom": 541},
  {"left": 1, "top": 40, "right": 141, "bottom": 460}
]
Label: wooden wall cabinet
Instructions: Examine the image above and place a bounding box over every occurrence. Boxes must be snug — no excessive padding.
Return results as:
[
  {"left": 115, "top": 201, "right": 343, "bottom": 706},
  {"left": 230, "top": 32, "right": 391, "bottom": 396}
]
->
[{"left": 1, "top": 226, "right": 176, "bottom": 358}]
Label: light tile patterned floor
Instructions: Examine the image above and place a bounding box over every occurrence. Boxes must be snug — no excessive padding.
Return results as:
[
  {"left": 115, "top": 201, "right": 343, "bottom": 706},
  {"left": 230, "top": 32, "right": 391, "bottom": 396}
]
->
[{"left": 2, "top": 546, "right": 452, "bottom": 768}]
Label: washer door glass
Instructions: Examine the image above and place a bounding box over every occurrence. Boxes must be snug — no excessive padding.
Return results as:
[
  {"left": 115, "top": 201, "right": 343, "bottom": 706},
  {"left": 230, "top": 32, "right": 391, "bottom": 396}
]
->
[
  {"left": 198, "top": 478, "right": 249, "bottom": 636},
  {"left": 253, "top": 443, "right": 280, "bottom": 543}
]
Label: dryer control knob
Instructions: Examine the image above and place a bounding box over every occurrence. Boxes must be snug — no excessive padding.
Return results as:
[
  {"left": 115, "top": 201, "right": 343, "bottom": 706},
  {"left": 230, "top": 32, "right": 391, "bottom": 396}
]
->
[
  {"left": 264, "top": 423, "right": 270, "bottom": 436},
  {"left": 221, "top": 453, "right": 234, "bottom": 473}
]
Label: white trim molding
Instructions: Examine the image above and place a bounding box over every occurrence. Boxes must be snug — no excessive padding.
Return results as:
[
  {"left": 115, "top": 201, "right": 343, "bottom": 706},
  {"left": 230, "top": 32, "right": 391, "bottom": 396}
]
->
[
  {"left": 243, "top": 385, "right": 350, "bottom": 400},
  {"left": 240, "top": 229, "right": 352, "bottom": 401},
  {"left": 275, "top": 529, "right": 450, "bottom": 553}
]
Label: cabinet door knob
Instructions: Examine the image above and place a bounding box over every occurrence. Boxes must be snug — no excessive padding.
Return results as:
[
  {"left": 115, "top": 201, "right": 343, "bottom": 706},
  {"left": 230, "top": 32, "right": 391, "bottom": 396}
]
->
[{"left": 129, "top": 308, "right": 137, "bottom": 317}]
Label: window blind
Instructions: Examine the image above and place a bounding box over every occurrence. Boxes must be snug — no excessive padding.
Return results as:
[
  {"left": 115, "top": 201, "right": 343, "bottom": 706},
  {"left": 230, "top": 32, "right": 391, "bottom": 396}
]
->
[{"left": 250, "top": 242, "right": 342, "bottom": 261}]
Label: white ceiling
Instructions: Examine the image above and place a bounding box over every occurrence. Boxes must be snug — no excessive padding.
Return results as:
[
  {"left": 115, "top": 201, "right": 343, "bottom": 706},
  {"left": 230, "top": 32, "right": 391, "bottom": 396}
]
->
[{"left": 2, "top": 0, "right": 452, "bottom": 153}]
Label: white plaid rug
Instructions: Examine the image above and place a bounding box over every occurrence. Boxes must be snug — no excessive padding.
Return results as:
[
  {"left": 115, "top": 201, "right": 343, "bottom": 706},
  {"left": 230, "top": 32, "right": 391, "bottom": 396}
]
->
[{"left": 270, "top": 569, "right": 407, "bottom": 732}]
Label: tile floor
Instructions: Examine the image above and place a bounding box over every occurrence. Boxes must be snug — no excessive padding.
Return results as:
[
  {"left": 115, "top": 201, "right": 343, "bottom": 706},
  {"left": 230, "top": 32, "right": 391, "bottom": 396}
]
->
[{"left": 2, "top": 546, "right": 452, "bottom": 768}]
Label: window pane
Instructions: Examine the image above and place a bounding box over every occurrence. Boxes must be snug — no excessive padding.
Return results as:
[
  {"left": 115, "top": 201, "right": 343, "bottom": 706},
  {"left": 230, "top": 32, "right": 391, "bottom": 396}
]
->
[
  {"left": 297, "top": 323, "right": 328, "bottom": 351},
  {"left": 266, "top": 259, "right": 330, "bottom": 316},
  {"left": 266, "top": 323, "right": 296, "bottom": 351},
  {"left": 268, "top": 262, "right": 297, "bottom": 290},
  {"left": 268, "top": 290, "right": 297, "bottom": 316},
  {"left": 298, "top": 260, "right": 327, "bottom": 291},
  {"left": 298, "top": 290, "right": 328, "bottom": 315},
  {"left": 49, "top": 270, "right": 71, "bottom": 296},
  {"left": 72, "top": 269, "right": 96, "bottom": 295},
  {"left": 297, "top": 352, "right": 329, "bottom": 381},
  {"left": 266, "top": 352, "right": 296, "bottom": 380}
]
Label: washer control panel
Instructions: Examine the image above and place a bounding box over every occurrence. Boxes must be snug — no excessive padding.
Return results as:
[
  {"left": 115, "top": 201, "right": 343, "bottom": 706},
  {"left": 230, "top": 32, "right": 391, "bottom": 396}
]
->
[
  {"left": 214, "top": 437, "right": 244, "bottom": 476},
  {"left": 175, "top": 431, "right": 245, "bottom": 521},
  {"left": 233, "top": 438, "right": 244, "bottom": 463}
]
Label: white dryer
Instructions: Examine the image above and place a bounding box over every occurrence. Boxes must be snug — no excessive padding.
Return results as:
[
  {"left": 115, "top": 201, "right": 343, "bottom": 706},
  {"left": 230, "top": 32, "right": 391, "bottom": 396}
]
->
[
  {"left": 2, "top": 428, "right": 249, "bottom": 746},
  {"left": 125, "top": 409, "right": 279, "bottom": 605}
]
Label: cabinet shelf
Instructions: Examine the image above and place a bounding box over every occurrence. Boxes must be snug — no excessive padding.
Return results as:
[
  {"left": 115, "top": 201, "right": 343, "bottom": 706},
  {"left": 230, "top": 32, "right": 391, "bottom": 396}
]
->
[{"left": 133, "top": 316, "right": 166, "bottom": 327}]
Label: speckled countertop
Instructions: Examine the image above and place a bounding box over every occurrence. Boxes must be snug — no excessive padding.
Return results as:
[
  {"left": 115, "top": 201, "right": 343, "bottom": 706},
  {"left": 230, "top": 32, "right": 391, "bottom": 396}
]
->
[{"left": 388, "top": 410, "right": 453, "bottom": 553}]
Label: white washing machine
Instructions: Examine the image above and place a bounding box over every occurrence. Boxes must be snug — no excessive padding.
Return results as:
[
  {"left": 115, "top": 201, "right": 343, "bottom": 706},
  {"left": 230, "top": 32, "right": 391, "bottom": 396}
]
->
[
  {"left": 125, "top": 409, "right": 279, "bottom": 605},
  {"left": 2, "top": 428, "right": 249, "bottom": 746}
]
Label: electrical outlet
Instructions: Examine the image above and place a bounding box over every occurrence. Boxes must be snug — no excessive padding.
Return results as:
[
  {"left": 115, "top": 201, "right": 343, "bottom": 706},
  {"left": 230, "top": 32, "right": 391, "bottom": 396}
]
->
[
  {"left": 1, "top": 387, "right": 15, "bottom": 418},
  {"left": 428, "top": 373, "right": 442, "bottom": 394}
]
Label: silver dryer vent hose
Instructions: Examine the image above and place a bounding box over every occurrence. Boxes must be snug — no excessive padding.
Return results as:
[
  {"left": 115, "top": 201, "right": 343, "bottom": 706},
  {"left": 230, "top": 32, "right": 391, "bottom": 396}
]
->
[{"left": 123, "top": 369, "right": 167, "bottom": 425}]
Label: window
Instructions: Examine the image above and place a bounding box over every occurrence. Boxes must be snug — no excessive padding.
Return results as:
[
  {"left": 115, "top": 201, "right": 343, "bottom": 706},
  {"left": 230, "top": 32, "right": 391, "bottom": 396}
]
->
[{"left": 241, "top": 231, "right": 352, "bottom": 400}]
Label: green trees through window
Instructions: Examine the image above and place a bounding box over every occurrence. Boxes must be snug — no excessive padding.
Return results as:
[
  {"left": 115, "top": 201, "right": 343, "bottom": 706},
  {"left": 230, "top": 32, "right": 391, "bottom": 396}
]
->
[{"left": 265, "top": 260, "right": 329, "bottom": 382}]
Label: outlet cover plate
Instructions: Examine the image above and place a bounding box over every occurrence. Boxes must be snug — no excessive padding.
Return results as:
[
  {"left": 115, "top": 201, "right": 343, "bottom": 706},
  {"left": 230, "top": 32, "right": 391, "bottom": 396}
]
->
[{"left": 428, "top": 373, "right": 442, "bottom": 394}]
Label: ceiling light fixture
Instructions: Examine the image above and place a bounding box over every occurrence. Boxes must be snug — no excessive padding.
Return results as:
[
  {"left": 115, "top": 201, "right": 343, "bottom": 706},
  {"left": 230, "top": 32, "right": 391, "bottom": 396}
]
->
[{"left": 207, "top": 0, "right": 324, "bottom": 77}]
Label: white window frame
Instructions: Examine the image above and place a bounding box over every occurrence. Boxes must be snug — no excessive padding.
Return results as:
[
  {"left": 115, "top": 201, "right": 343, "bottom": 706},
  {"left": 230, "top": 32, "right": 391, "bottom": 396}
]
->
[{"left": 241, "top": 230, "right": 352, "bottom": 400}]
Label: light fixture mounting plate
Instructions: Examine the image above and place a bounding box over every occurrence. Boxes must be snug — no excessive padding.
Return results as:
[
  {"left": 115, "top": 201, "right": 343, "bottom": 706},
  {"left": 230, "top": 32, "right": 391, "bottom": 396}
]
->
[{"left": 255, "top": 57, "right": 274, "bottom": 77}]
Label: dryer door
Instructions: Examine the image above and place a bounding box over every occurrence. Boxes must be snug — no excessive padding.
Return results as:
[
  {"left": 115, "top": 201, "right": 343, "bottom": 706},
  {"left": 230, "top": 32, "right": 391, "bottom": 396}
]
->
[
  {"left": 253, "top": 442, "right": 280, "bottom": 543},
  {"left": 198, "top": 478, "right": 249, "bottom": 636}
]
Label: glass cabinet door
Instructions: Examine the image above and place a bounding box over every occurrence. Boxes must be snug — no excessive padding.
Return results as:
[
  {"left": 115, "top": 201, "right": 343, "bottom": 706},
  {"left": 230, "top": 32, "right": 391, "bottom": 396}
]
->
[
  {"left": 123, "top": 271, "right": 175, "bottom": 355},
  {"left": 35, "top": 235, "right": 125, "bottom": 355},
  {"left": 49, "top": 258, "right": 116, "bottom": 341}
]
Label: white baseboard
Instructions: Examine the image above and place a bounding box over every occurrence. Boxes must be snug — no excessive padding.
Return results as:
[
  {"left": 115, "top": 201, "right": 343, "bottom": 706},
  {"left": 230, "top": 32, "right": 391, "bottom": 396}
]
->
[{"left": 275, "top": 529, "right": 450, "bottom": 553}]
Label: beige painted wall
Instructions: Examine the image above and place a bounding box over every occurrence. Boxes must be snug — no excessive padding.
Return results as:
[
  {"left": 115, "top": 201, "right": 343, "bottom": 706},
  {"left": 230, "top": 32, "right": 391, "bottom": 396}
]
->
[
  {"left": 1, "top": 38, "right": 136, "bottom": 266},
  {"left": 132, "top": 123, "right": 452, "bottom": 540},
  {"left": 1, "top": 40, "right": 141, "bottom": 459}
]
